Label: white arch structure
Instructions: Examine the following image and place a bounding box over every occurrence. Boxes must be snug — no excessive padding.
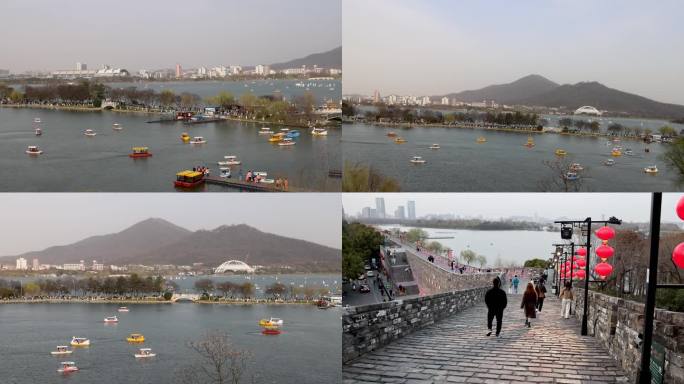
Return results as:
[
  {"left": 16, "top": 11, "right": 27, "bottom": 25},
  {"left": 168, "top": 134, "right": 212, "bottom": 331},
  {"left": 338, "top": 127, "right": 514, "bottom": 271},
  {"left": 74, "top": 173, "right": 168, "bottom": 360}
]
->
[
  {"left": 214, "top": 260, "right": 255, "bottom": 273},
  {"left": 574, "top": 106, "right": 602, "bottom": 116}
]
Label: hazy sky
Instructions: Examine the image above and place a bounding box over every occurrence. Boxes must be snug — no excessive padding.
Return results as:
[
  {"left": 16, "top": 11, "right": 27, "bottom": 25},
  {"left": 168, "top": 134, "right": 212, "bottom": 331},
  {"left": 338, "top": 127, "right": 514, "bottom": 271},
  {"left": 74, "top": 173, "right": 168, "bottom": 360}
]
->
[
  {"left": 343, "top": 0, "right": 684, "bottom": 104},
  {"left": 0, "top": 194, "right": 341, "bottom": 255},
  {"left": 343, "top": 193, "right": 684, "bottom": 223},
  {"left": 0, "top": 0, "right": 340, "bottom": 72}
]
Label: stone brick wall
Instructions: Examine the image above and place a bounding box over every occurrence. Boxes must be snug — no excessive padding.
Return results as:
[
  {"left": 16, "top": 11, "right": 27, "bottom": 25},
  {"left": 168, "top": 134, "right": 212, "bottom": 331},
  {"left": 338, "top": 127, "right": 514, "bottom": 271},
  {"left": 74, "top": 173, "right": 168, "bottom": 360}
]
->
[
  {"left": 405, "top": 250, "right": 498, "bottom": 296},
  {"left": 342, "top": 287, "right": 487, "bottom": 363},
  {"left": 573, "top": 288, "right": 684, "bottom": 383}
]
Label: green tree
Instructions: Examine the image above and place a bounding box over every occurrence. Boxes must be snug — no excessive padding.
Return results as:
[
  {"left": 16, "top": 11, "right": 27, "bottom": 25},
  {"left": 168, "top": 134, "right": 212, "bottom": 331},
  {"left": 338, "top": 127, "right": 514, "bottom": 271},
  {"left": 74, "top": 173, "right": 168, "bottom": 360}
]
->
[
  {"left": 664, "top": 137, "right": 684, "bottom": 178},
  {"left": 23, "top": 282, "right": 41, "bottom": 296},
  {"left": 159, "top": 89, "right": 176, "bottom": 108},
  {"left": 460, "top": 249, "right": 477, "bottom": 265},
  {"left": 523, "top": 258, "right": 549, "bottom": 268},
  {"left": 406, "top": 228, "right": 428, "bottom": 243},
  {"left": 9, "top": 90, "right": 23, "bottom": 103},
  {"left": 194, "top": 278, "right": 215, "bottom": 293},
  {"left": 427, "top": 241, "right": 443, "bottom": 254},
  {"left": 207, "top": 91, "right": 235, "bottom": 109},
  {"left": 342, "top": 221, "right": 384, "bottom": 280},
  {"left": 659, "top": 125, "right": 676, "bottom": 137},
  {"left": 476, "top": 255, "right": 487, "bottom": 268},
  {"left": 163, "top": 291, "right": 173, "bottom": 301}
]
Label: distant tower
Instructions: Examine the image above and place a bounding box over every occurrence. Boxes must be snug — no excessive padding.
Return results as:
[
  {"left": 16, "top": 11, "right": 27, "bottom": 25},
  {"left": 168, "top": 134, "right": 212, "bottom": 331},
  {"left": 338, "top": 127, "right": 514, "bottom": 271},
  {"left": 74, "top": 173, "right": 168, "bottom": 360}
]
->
[
  {"left": 375, "top": 197, "right": 386, "bottom": 218},
  {"left": 175, "top": 63, "right": 182, "bottom": 79},
  {"left": 373, "top": 90, "right": 380, "bottom": 103},
  {"left": 76, "top": 62, "right": 86, "bottom": 71},
  {"left": 407, "top": 200, "right": 416, "bottom": 220}
]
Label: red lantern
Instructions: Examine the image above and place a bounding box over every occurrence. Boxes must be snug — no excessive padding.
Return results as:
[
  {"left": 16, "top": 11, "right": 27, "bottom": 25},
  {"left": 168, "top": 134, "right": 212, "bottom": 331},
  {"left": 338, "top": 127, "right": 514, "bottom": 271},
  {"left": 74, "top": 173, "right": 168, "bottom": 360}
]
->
[
  {"left": 576, "top": 247, "right": 587, "bottom": 257},
  {"left": 596, "top": 226, "right": 615, "bottom": 241},
  {"left": 576, "top": 258, "right": 586, "bottom": 268},
  {"left": 595, "top": 262, "right": 613, "bottom": 278},
  {"left": 673, "top": 242, "right": 684, "bottom": 269},
  {"left": 575, "top": 269, "right": 586, "bottom": 279},
  {"left": 596, "top": 245, "right": 614, "bottom": 260},
  {"left": 677, "top": 196, "right": 684, "bottom": 221}
]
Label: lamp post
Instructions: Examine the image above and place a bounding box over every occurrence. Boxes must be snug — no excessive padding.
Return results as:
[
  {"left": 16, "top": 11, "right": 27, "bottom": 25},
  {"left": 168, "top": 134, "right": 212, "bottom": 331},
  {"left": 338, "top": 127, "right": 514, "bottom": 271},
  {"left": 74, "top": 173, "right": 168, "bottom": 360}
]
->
[{"left": 555, "top": 217, "right": 621, "bottom": 336}]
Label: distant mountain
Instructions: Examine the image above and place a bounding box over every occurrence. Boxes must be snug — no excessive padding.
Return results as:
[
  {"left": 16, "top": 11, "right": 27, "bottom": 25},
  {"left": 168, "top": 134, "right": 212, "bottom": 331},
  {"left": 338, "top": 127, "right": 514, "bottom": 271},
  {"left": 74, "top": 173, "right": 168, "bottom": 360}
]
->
[
  {"left": 519, "top": 82, "right": 684, "bottom": 119},
  {"left": 126, "top": 224, "right": 340, "bottom": 273},
  {"left": 1, "top": 220, "right": 340, "bottom": 273},
  {"left": 439, "top": 75, "right": 684, "bottom": 119},
  {"left": 442, "top": 74, "right": 560, "bottom": 104},
  {"left": 270, "top": 46, "right": 341, "bottom": 70},
  {"left": 1, "top": 218, "right": 192, "bottom": 265}
]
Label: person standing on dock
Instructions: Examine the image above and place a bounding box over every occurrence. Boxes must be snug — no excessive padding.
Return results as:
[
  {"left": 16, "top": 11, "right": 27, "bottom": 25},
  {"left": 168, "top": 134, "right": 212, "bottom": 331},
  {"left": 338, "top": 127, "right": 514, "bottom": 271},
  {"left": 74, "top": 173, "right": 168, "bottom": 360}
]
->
[{"left": 484, "top": 277, "right": 507, "bottom": 337}]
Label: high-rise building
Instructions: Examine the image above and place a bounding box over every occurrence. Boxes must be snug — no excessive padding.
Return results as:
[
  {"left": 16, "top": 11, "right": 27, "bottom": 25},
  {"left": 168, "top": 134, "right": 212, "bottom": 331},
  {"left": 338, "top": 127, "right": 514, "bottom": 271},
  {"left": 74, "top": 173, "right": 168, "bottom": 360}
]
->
[
  {"left": 175, "top": 63, "right": 182, "bottom": 78},
  {"left": 16, "top": 257, "right": 28, "bottom": 270},
  {"left": 407, "top": 200, "right": 416, "bottom": 220},
  {"left": 375, "top": 198, "right": 386, "bottom": 218},
  {"left": 76, "top": 62, "right": 87, "bottom": 71},
  {"left": 361, "top": 207, "right": 372, "bottom": 218},
  {"left": 373, "top": 90, "right": 380, "bottom": 103},
  {"left": 32, "top": 258, "right": 39, "bottom": 270},
  {"left": 395, "top": 206, "right": 405, "bottom": 220}
]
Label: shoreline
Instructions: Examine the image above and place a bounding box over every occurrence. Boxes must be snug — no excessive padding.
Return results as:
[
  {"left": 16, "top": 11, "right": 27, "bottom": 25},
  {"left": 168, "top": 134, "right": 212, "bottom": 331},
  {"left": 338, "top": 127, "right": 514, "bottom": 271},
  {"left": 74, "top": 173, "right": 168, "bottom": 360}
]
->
[
  {"left": 1, "top": 104, "right": 341, "bottom": 128},
  {"left": 351, "top": 120, "right": 653, "bottom": 143},
  {"left": 0, "top": 298, "right": 326, "bottom": 305}
]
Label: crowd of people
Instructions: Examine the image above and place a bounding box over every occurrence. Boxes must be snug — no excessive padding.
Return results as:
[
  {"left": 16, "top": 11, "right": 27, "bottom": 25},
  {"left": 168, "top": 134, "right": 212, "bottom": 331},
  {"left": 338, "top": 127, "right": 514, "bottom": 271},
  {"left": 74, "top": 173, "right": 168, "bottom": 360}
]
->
[{"left": 484, "top": 274, "right": 570, "bottom": 337}]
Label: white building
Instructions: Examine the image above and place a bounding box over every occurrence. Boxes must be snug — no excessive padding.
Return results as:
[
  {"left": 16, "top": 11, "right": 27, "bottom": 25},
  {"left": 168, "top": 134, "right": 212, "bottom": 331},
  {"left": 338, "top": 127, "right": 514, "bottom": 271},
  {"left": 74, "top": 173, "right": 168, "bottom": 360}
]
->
[
  {"left": 32, "top": 258, "right": 40, "bottom": 270},
  {"left": 91, "top": 260, "right": 104, "bottom": 271},
  {"left": 229, "top": 65, "right": 242, "bottom": 75},
  {"left": 214, "top": 260, "right": 255, "bottom": 273},
  {"left": 16, "top": 257, "right": 28, "bottom": 270},
  {"left": 441, "top": 97, "right": 449, "bottom": 105},
  {"left": 421, "top": 96, "right": 431, "bottom": 106},
  {"left": 63, "top": 260, "right": 85, "bottom": 271},
  {"left": 76, "top": 62, "right": 87, "bottom": 71},
  {"left": 255, "top": 65, "right": 270, "bottom": 76}
]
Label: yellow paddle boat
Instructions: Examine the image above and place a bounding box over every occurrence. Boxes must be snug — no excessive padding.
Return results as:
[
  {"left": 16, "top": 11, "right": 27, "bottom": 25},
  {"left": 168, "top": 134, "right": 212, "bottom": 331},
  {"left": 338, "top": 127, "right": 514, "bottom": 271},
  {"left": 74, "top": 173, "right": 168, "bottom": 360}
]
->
[
  {"left": 181, "top": 133, "right": 190, "bottom": 143},
  {"left": 555, "top": 149, "right": 567, "bottom": 156},
  {"left": 394, "top": 137, "right": 407, "bottom": 144},
  {"left": 611, "top": 149, "right": 622, "bottom": 157},
  {"left": 476, "top": 137, "right": 487, "bottom": 143},
  {"left": 126, "top": 333, "right": 145, "bottom": 343}
]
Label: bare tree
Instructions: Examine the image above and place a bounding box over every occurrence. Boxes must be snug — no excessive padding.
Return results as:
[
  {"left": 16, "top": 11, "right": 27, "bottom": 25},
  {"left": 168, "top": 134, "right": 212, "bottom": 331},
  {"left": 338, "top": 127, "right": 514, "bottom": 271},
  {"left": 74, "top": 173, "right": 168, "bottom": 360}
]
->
[
  {"left": 177, "top": 330, "right": 254, "bottom": 384},
  {"left": 538, "top": 157, "right": 589, "bottom": 192}
]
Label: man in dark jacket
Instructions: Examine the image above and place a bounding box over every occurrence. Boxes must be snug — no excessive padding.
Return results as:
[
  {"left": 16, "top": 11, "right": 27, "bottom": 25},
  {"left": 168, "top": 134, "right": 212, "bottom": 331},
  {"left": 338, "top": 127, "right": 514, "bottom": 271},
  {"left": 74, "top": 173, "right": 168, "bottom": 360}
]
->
[{"left": 485, "top": 277, "right": 507, "bottom": 337}]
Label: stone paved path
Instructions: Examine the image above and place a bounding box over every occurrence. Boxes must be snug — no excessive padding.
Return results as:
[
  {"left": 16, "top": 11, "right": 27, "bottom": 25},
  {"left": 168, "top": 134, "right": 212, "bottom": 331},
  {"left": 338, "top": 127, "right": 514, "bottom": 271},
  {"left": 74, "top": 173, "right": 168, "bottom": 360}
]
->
[{"left": 343, "top": 295, "right": 628, "bottom": 384}]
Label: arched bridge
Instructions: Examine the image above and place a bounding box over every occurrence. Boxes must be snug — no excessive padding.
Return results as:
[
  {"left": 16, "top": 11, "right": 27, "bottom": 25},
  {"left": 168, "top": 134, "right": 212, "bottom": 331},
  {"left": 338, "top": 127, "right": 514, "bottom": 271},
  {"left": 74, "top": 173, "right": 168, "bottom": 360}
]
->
[{"left": 171, "top": 293, "right": 200, "bottom": 302}]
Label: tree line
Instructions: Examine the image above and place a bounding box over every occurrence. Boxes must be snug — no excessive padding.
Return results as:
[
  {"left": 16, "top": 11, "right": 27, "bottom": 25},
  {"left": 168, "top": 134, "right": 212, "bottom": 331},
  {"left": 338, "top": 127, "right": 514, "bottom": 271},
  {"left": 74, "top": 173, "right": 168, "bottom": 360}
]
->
[
  {"left": 193, "top": 279, "right": 331, "bottom": 300},
  {"left": 342, "top": 221, "right": 384, "bottom": 280},
  {"left": 0, "top": 274, "right": 166, "bottom": 299}
]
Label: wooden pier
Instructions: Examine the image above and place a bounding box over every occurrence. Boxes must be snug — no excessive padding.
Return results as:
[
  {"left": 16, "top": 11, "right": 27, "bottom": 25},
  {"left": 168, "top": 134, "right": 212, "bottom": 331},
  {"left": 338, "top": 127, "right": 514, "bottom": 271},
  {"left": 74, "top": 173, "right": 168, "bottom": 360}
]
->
[{"left": 204, "top": 176, "right": 285, "bottom": 192}]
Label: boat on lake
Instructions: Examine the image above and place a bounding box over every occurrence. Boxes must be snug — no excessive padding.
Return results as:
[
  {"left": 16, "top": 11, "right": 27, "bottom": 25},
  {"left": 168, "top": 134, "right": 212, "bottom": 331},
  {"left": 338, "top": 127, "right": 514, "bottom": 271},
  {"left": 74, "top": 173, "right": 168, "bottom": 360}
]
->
[
  {"left": 57, "top": 361, "right": 78, "bottom": 373},
  {"left": 569, "top": 163, "right": 583, "bottom": 171},
  {"left": 112, "top": 123, "right": 123, "bottom": 131},
  {"left": 429, "top": 144, "right": 440, "bottom": 150},
  {"left": 555, "top": 149, "right": 567, "bottom": 156},
  {"left": 604, "top": 159, "right": 616, "bottom": 166},
  {"left": 524, "top": 137, "right": 535, "bottom": 147},
  {"left": 410, "top": 156, "right": 426, "bottom": 164},
  {"left": 278, "top": 138, "right": 296, "bottom": 146},
  {"left": 258, "top": 127, "right": 273, "bottom": 135},
  {"left": 103, "top": 316, "right": 119, "bottom": 323},
  {"left": 174, "top": 170, "right": 205, "bottom": 188},
  {"left": 268, "top": 133, "right": 284, "bottom": 142},
  {"left": 217, "top": 155, "right": 241, "bottom": 166},
  {"left": 625, "top": 149, "right": 634, "bottom": 156},
  {"left": 33, "top": 117, "right": 41, "bottom": 124},
  {"left": 189, "top": 136, "right": 206, "bottom": 144},
  {"left": 611, "top": 148, "right": 622, "bottom": 157},
  {"left": 286, "top": 130, "right": 300, "bottom": 138},
  {"left": 565, "top": 172, "right": 579, "bottom": 180},
  {"left": 644, "top": 165, "right": 658, "bottom": 174},
  {"left": 129, "top": 147, "right": 152, "bottom": 158},
  {"left": 134, "top": 348, "right": 156, "bottom": 358},
  {"left": 219, "top": 167, "right": 231, "bottom": 178},
  {"left": 311, "top": 127, "right": 328, "bottom": 136},
  {"left": 394, "top": 137, "right": 407, "bottom": 144},
  {"left": 387, "top": 131, "right": 397, "bottom": 137},
  {"left": 50, "top": 346, "right": 73, "bottom": 356},
  {"left": 84, "top": 129, "right": 97, "bottom": 137},
  {"left": 181, "top": 132, "right": 190, "bottom": 143},
  {"left": 476, "top": 137, "right": 487, "bottom": 143},
  {"left": 259, "top": 318, "right": 284, "bottom": 327},
  {"left": 26, "top": 145, "right": 43, "bottom": 155},
  {"left": 126, "top": 333, "right": 145, "bottom": 343},
  {"left": 118, "top": 307, "right": 129, "bottom": 312},
  {"left": 35, "top": 127, "right": 42, "bottom": 136},
  {"left": 70, "top": 337, "right": 90, "bottom": 347}
]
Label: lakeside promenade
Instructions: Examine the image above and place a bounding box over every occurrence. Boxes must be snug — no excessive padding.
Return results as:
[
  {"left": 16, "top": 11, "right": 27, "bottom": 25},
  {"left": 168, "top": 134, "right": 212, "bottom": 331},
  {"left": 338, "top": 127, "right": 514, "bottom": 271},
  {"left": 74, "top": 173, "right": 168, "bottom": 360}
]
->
[{"left": 0, "top": 297, "right": 327, "bottom": 305}]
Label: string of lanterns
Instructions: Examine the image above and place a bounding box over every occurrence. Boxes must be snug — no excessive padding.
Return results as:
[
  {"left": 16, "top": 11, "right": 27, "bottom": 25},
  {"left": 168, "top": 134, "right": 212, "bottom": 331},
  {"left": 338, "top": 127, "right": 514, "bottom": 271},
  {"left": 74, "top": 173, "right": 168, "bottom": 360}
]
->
[{"left": 672, "top": 197, "right": 684, "bottom": 269}]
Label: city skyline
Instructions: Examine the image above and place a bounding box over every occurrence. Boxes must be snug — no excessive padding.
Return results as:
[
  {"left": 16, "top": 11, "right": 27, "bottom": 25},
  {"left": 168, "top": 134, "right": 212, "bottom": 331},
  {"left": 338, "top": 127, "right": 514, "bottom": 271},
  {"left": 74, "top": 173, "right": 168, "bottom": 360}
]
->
[
  {"left": 343, "top": 193, "right": 684, "bottom": 223},
  {"left": 343, "top": 0, "right": 684, "bottom": 105},
  {"left": 0, "top": 0, "right": 341, "bottom": 72},
  {"left": 0, "top": 194, "right": 341, "bottom": 256}
]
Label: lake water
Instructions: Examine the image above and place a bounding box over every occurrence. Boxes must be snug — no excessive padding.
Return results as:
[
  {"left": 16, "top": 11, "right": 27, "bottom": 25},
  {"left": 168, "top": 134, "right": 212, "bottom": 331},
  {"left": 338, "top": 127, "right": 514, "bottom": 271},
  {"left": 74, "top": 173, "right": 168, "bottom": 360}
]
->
[
  {"left": 379, "top": 225, "right": 563, "bottom": 266},
  {"left": 0, "top": 108, "right": 341, "bottom": 191},
  {"left": 0, "top": 303, "right": 341, "bottom": 384},
  {"left": 343, "top": 122, "right": 683, "bottom": 191},
  {"left": 108, "top": 79, "right": 341, "bottom": 103}
]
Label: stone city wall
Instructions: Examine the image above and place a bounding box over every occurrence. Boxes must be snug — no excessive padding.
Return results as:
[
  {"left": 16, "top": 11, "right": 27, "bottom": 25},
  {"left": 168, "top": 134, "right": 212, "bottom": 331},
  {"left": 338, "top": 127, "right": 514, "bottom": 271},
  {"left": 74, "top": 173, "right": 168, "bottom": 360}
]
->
[
  {"left": 573, "top": 288, "right": 684, "bottom": 383},
  {"left": 405, "top": 250, "right": 498, "bottom": 296},
  {"left": 342, "top": 287, "right": 487, "bottom": 363}
]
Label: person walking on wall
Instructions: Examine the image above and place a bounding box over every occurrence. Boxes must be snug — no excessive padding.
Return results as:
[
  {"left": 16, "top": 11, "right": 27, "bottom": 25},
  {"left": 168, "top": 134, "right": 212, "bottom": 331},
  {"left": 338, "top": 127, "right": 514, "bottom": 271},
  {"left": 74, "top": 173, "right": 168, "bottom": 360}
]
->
[
  {"left": 484, "top": 277, "right": 507, "bottom": 337},
  {"left": 560, "top": 281, "right": 574, "bottom": 319},
  {"left": 535, "top": 281, "right": 547, "bottom": 312},
  {"left": 512, "top": 275, "right": 520, "bottom": 294},
  {"left": 521, "top": 282, "right": 537, "bottom": 328}
]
